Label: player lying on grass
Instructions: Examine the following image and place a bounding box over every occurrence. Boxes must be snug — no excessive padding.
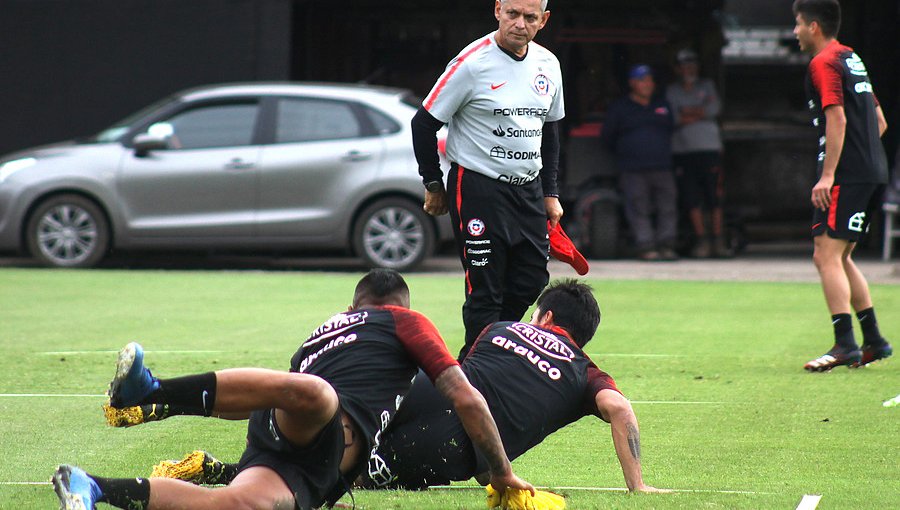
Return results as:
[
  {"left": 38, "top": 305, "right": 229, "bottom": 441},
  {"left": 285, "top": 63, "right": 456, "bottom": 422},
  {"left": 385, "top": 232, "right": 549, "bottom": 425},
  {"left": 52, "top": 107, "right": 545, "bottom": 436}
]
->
[
  {"left": 149, "top": 280, "right": 666, "bottom": 495},
  {"left": 51, "top": 269, "right": 533, "bottom": 510},
  {"left": 363, "top": 279, "right": 665, "bottom": 493}
]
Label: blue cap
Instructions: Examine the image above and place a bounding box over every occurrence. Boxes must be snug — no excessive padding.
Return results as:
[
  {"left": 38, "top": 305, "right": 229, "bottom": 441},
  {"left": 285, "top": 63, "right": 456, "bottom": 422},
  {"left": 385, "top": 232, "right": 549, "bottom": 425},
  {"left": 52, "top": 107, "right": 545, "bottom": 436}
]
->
[{"left": 628, "top": 64, "right": 653, "bottom": 79}]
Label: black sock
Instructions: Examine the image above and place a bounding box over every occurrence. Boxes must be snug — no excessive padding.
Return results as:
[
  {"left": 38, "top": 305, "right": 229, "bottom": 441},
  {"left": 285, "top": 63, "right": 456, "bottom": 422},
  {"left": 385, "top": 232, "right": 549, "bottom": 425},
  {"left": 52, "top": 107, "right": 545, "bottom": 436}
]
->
[
  {"left": 856, "top": 307, "right": 884, "bottom": 345},
  {"left": 832, "top": 313, "right": 857, "bottom": 350},
  {"left": 144, "top": 372, "right": 217, "bottom": 417},
  {"left": 141, "top": 403, "right": 206, "bottom": 422},
  {"left": 93, "top": 475, "right": 151, "bottom": 510}
]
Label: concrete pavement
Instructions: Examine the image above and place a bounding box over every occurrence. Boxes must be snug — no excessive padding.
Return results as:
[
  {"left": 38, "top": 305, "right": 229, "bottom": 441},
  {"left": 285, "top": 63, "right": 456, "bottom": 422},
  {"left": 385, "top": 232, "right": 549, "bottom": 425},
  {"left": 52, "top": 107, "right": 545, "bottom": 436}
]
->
[
  {"left": 1, "top": 243, "right": 898, "bottom": 284},
  {"left": 544, "top": 254, "right": 900, "bottom": 284}
]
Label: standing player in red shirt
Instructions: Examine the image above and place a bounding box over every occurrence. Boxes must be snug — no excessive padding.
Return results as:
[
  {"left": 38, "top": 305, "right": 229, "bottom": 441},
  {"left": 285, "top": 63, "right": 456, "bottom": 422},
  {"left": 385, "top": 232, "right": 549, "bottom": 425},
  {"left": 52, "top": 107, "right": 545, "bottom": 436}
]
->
[
  {"left": 51, "top": 269, "right": 533, "bottom": 510},
  {"left": 792, "top": 0, "right": 892, "bottom": 371}
]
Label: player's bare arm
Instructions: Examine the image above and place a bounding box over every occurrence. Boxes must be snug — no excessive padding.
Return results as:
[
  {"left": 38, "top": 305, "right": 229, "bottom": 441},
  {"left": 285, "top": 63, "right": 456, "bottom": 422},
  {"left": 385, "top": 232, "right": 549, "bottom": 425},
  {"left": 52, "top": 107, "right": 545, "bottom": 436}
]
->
[
  {"left": 812, "top": 105, "right": 846, "bottom": 211},
  {"left": 434, "top": 365, "right": 535, "bottom": 495},
  {"left": 595, "top": 389, "right": 669, "bottom": 493}
]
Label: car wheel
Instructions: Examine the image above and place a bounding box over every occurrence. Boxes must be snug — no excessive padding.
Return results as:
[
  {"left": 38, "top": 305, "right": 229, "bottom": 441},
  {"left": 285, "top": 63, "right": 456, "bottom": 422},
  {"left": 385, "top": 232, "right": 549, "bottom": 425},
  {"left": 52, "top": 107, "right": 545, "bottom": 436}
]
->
[
  {"left": 353, "top": 198, "right": 435, "bottom": 271},
  {"left": 25, "top": 194, "right": 110, "bottom": 268}
]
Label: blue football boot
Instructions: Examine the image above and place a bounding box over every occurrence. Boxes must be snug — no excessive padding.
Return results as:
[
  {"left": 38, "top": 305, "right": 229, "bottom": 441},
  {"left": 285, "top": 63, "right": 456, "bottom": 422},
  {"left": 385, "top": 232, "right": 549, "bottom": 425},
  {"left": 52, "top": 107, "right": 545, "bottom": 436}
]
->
[
  {"left": 107, "top": 342, "right": 160, "bottom": 408},
  {"left": 51, "top": 465, "right": 102, "bottom": 510}
]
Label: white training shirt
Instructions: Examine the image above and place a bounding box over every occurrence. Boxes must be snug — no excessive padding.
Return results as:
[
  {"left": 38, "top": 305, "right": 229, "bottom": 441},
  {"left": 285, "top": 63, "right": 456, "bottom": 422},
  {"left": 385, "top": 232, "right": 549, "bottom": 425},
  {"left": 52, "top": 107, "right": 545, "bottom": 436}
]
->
[{"left": 423, "top": 31, "right": 565, "bottom": 185}]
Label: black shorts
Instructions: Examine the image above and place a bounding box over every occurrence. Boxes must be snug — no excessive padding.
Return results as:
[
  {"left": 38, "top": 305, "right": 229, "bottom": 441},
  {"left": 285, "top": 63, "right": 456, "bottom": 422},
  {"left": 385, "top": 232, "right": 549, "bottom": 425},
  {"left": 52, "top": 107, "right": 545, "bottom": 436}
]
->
[
  {"left": 674, "top": 151, "right": 723, "bottom": 209},
  {"left": 447, "top": 163, "right": 551, "bottom": 356},
  {"left": 366, "top": 408, "right": 475, "bottom": 490},
  {"left": 811, "top": 183, "right": 881, "bottom": 242},
  {"left": 237, "top": 408, "right": 345, "bottom": 510}
]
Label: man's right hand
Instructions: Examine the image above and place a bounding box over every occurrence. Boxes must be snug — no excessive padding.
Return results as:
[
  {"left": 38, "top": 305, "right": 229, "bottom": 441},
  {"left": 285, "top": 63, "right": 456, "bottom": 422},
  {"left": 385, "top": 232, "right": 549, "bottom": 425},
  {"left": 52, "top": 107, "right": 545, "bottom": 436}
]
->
[
  {"left": 424, "top": 190, "right": 449, "bottom": 216},
  {"left": 811, "top": 175, "right": 834, "bottom": 211},
  {"left": 488, "top": 470, "right": 536, "bottom": 496}
]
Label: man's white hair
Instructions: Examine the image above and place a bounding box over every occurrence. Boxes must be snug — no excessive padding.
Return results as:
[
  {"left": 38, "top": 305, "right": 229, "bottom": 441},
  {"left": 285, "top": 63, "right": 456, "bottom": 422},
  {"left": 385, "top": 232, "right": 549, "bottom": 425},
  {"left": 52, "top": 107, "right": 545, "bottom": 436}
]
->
[{"left": 500, "top": 0, "right": 549, "bottom": 12}]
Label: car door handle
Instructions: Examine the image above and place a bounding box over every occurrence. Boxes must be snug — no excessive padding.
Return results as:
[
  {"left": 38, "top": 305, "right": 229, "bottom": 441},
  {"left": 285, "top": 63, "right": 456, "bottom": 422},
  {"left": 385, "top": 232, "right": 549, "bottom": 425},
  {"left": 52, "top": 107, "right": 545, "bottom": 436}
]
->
[
  {"left": 224, "top": 158, "right": 255, "bottom": 170},
  {"left": 341, "top": 150, "right": 373, "bottom": 162}
]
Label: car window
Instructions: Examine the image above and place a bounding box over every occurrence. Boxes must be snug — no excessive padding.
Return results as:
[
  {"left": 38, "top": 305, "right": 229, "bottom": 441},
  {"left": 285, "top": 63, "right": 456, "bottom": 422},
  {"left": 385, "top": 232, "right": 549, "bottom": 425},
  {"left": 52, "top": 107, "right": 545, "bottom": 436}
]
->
[
  {"left": 276, "top": 98, "right": 361, "bottom": 143},
  {"left": 364, "top": 106, "right": 401, "bottom": 135},
  {"left": 164, "top": 102, "right": 259, "bottom": 149},
  {"left": 93, "top": 95, "right": 180, "bottom": 143}
]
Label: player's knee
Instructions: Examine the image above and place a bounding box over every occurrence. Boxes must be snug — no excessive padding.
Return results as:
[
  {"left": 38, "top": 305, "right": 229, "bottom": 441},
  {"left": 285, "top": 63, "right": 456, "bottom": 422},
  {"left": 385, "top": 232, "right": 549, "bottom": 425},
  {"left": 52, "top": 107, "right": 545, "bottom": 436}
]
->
[
  {"left": 280, "top": 374, "right": 338, "bottom": 416},
  {"left": 812, "top": 246, "right": 840, "bottom": 271}
]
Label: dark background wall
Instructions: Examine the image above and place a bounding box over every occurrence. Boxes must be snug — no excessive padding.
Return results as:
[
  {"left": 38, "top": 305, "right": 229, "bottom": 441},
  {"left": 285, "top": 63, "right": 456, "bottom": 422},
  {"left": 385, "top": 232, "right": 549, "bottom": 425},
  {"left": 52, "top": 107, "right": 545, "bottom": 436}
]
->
[
  {"left": 2, "top": 0, "right": 895, "bottom": 156},
  {"left": 1, "top": 0, "right": 897, "bottom": 241},
  {"left": 0, "top": 0, "right": 291, "bottom": 156}
]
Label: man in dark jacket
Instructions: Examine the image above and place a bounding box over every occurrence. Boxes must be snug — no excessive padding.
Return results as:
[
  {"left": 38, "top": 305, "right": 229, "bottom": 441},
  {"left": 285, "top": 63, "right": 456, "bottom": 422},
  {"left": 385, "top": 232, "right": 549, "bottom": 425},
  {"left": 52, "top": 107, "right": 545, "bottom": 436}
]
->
[{"left": 602, "top": 64, "right": 678, "bottom": 261}]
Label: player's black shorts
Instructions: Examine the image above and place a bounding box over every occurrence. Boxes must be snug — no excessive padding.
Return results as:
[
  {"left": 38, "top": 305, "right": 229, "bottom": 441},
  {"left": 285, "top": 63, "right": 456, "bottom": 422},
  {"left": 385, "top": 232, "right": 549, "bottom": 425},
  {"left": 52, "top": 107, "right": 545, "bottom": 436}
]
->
[
  {"left": 237, "top": 407, "right": 345, "bottom": 510},
  {"left": 674, "top": 151, "right": 723, "bottom": 209},
  {"left": 365, "top": 408, "right": 475, "bottom": 490},
  {"left": 811, "top": 183, "right": 881, "bottom": 242}
]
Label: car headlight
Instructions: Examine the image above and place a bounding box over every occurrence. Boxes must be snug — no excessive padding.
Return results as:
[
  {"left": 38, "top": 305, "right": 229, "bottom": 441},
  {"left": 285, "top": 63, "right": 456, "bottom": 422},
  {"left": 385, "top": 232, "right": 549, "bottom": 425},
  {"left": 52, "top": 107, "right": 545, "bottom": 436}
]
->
[{"left": 0, "top": 157, "right": 37, "bottom": 183}]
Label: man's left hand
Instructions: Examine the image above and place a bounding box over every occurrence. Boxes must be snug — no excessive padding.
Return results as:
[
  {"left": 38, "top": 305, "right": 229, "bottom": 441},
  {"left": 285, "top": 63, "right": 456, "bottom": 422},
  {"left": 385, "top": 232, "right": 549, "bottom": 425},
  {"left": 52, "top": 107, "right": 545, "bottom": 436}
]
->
[{"left": 544, "top": 197, "right": 563, "bottom": 229}]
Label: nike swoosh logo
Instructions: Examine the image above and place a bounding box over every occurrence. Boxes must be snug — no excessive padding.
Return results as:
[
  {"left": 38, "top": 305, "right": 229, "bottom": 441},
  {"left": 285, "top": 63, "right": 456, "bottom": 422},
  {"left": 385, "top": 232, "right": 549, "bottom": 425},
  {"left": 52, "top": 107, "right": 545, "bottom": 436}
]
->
[
  {"left": 201, "top": 390, "right": 209, "bottom": 411},
  {"left": 491, "top": 82, "right": 507, "bottom": 90}
]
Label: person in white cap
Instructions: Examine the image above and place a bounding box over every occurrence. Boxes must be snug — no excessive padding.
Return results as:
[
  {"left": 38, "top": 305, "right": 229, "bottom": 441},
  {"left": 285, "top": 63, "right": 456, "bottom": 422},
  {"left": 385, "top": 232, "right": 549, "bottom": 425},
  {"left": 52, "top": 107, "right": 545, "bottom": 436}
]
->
[{"left": 666, "top": 48, "right": 729, "bottom": 258}]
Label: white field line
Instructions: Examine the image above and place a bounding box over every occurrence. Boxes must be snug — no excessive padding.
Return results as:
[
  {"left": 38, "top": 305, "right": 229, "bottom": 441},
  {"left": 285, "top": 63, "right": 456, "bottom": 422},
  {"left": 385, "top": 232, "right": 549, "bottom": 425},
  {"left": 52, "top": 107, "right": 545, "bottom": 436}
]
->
[
  {"left": 630, "top": 400, "right": 737, "bottom": 405},
  {"left": 0, "top": 394, "right": 105, "bottom": 398},
  {"left": 429, "top": 485, "right": 773, "bottom": 495},
  {"left": 796, "top": 494, "right": 823, "bottom": 510},
  {"left": 586, "top": 353, "right": 686, "bottom": 357},
  {"left": 39, "top": 350, "right": 225, "bottom": 355},
  {"left": 0, "top": 394, "right": 733, "bottom": 404},
  {"left": 1, "top": 481, "right": 773, "bottom": 494}
]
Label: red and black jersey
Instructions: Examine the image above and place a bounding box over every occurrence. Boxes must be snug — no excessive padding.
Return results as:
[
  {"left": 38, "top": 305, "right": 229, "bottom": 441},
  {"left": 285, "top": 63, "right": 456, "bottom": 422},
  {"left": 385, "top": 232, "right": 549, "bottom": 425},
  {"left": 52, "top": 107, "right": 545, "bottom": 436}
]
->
[
  {"left": 804, "top": 40, "right": 888, "bottom": 184},
  {"left": 289, "top": 306, "right": 458, "bottom": 455},
  {"left": 462, "top": 321, "right": 620, "bottom": 471}
]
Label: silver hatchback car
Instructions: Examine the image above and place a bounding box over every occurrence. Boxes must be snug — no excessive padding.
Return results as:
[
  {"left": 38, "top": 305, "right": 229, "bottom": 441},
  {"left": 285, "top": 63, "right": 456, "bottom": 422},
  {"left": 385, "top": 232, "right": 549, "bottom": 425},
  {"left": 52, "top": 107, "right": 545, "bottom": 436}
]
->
[{"left": 0, "top": 83, "right": 451, "bottom": 270}]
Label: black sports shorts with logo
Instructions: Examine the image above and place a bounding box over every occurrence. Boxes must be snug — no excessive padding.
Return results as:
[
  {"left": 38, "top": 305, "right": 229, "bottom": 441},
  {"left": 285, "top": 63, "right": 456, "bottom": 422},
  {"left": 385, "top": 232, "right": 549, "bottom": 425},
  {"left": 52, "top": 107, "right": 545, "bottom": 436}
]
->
[
  {"left": 811, "top": 183, "right": 881, "bottom": 242},
  {"left": 362, "top": 372, "right": 475, "bottom": 490},
  {"left": 369, "top": 406, "right": 475, "bottom": 490},
  {"left": 237, "top": 407, "right": 345, "bottom": 510}
]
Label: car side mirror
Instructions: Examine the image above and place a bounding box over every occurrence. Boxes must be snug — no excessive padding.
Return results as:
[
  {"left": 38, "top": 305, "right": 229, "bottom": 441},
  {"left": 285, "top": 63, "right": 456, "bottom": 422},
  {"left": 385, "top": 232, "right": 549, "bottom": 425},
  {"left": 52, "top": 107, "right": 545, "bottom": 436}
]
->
[{"left": 132, "top": 133, "right": 168, "bottom": 157}]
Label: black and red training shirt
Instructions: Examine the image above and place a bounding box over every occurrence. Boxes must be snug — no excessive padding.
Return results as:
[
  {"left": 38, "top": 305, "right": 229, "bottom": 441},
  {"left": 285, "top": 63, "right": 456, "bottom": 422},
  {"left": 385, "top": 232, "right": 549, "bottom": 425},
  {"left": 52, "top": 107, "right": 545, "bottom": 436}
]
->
[
  {"left": 462, "top": 321, "right": 621, "bottom": 471},
  {"left": 289, "top": 305, "right": 458, "bottom": 456},
  {"left": 804, "top": 40, "right": 887, "bottom": 184}
]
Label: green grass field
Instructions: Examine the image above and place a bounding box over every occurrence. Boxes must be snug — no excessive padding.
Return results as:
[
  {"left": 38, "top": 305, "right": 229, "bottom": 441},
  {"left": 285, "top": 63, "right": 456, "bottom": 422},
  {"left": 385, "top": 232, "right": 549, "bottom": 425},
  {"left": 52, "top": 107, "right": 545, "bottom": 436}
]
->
[{"left": 0, "top": 268, "right": 897, "bottom": 509}]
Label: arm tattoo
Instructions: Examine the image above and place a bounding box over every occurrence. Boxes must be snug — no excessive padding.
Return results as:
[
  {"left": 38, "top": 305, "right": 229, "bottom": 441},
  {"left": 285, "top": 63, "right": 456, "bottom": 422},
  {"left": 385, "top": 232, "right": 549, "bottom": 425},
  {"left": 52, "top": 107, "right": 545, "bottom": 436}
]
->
[{"left": 626, "top": 423, "right": 641, "bottom": 461}]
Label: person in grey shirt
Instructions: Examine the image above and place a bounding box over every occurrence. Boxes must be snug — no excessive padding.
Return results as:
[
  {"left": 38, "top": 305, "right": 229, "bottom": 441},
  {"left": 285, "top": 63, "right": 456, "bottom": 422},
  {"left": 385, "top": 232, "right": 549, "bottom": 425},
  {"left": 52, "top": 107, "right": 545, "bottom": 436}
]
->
[{"left": 666, "top": 49, "right": 730, "bottom": 258}]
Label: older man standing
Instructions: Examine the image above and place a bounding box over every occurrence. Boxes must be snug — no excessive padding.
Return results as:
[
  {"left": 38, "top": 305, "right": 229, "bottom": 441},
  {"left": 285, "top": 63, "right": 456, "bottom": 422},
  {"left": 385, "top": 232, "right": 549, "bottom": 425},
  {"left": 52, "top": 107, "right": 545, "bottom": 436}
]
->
[
  {"left": 666, "top": 49, "right": 729, "bottom": 258},
  {"left": 411, "top": 0, "right": 565, "bottom": 358},
  {"left": 602, "top": 65, "right": 677, "bottom": 261}
]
